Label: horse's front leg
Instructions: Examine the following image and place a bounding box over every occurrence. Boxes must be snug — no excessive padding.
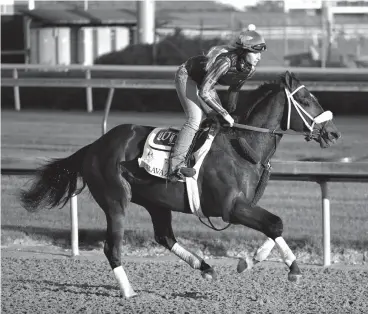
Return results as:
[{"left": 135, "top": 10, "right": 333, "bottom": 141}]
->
[
  {"left": 229, "top": 200, "right": 302, "bottom": 283},
  {"left": 237, "top": 237, "right": 276, "bottom": 272}
]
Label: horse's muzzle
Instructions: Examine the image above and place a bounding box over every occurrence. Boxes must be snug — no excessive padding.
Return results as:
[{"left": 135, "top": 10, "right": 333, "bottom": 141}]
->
[{"left": 318, "top": 120, "right": 341, "bottom": 148}]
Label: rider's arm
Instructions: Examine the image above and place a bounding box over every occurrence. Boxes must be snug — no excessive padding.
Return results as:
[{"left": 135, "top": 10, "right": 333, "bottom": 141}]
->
[{"left": 199, "top": 58, "right": 231, "bottom": 117}]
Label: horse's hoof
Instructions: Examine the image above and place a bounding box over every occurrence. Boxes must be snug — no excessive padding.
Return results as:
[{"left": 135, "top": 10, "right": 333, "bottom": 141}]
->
[
  {"left": 201, "top": 268, "right": 217, "bottom": 281},
  {"left": 124, "top": 290, "right": 138, "bottom": 298},
  {"left": 288, "top": 273, "right": 302, "bottom": 284},
  {"left": 237, "top": 258, "right": 251, "bottom": 273}
]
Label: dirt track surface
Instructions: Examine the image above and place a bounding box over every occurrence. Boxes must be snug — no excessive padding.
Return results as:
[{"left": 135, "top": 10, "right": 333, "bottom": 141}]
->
[{"left": 2, "top": 246, "right": 368, "bottom": 314}]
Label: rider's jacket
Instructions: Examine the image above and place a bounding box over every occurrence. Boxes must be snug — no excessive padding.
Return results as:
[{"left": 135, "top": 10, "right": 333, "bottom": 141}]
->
[{"left": 184, "top": 51, "right": 256, "bottom": 116}]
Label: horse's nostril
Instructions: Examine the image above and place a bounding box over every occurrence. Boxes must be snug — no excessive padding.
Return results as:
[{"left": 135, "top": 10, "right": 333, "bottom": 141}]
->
[{"left": 333, "top": 132, "right": 341, "bottom": 139}]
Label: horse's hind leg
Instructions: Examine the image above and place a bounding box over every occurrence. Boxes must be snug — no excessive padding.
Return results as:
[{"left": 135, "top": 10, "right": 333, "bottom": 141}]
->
[
  {"left": 230, "top": 200, "right": 302, "bottom": 283},
  {"left": 145, "top": 203, "right": 216, "bottom": 280},
  {"left": 84, "top": 165, "right": 137, "bottom": 298},
  {"left": 103, "top": 202, "right": 137, "bottom": 298}
]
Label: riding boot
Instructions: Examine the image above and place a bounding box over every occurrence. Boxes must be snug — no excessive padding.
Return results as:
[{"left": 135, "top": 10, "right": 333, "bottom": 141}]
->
[{"left": 168, "top": 124, "right": 197, "bottom": 182}]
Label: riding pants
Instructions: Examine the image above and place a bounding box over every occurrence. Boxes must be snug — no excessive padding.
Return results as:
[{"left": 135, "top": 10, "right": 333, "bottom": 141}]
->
[{"left": 170, "top": 65, "right": 217, "bottom": 172}]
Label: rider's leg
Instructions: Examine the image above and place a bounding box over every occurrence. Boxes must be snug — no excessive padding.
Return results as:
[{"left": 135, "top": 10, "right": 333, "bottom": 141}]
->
[{"left": 169, "top": 66, "right": 204, "bottom": 181}]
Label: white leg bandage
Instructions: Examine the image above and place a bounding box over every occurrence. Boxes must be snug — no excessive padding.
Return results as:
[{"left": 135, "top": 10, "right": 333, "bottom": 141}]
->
[
  {"left": 171, "top": 243, "right": 202, "bottom": 269},
  {"left": 113, "top": 266, "right": 136, "bottom": 298},
  {"left": 254, "top": 237, "right": 275, "bottom": 262},
  {"left": 275, "top": 237, "right": 296, "bottom": 267}
]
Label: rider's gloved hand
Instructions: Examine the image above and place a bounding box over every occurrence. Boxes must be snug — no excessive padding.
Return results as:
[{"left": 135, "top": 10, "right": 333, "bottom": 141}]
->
[{"left": 222, "top": 113, "right": 234, "bottom": 127}]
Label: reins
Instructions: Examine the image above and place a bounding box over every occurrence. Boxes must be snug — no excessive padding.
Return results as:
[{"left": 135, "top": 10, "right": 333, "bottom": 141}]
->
[{"left": 232, "top": 122, "right": 308, "bottom": 136}]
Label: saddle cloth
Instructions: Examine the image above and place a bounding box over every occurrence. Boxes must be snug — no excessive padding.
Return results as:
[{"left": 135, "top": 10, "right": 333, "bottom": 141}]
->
[{"left": 138, "top": 126, "right": 217, "bottom": 218}]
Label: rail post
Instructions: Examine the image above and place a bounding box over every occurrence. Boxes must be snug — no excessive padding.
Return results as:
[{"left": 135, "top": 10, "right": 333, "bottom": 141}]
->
[
  {"left": 319, "top": 180, "right": 331, "bottom": 266},
  {"left": 70, "top": 195, "right": 79, "bottom": 256},
  {"left": 13, "top": 68, "right": 21, "bottom": 111},
  {"left": 85, "top": 69, "right": 93, "bottom": 113},
  {"left": 102, "top": 87, "right": 115, "bottom": 134}
]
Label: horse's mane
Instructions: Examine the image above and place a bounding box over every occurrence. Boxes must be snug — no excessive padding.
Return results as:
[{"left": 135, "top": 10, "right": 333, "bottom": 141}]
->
[
  {"left": 235, "top": 72, "right": 288, "bottom": 119},
  {"left": 249, "top": 73, "right": 287, "bottom": 103}
]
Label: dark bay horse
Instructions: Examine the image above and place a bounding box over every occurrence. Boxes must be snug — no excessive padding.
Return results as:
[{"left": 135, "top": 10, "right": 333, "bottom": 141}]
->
[{"left": 21, "top": 71, "right": 340, "bottom": 298}]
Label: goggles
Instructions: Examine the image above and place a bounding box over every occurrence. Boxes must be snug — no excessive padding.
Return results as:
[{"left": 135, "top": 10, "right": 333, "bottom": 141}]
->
[
  {"left": 236, "top": 42, "right": 267, "bottom": 52},
  {"left": 248, "top": 43, "right": 267, "bottom": 52}
]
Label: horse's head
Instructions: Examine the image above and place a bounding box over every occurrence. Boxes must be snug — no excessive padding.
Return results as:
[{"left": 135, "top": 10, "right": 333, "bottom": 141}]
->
[
  {"left": 236, "top": 71, "right": 341, "bottom": 148},
  {"left": 281, "top": 71, "right": 340, "bottom": 148}
]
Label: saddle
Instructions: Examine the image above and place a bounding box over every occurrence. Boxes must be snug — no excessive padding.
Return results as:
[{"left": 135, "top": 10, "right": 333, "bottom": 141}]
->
[{"left": 138, "top": 119, "right": 218, "bottom": 182}]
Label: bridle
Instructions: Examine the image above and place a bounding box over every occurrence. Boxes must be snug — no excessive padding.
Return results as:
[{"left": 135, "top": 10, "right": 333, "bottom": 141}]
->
[
  {"left": 284, "top": 85, "right": 333, "bottom": 140},
  {"left": 233, "top": 85, "right": 333, "bottom": 139}
]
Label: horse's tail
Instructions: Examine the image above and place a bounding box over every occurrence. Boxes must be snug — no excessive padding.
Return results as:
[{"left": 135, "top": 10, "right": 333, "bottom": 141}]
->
[{"left": 20, "top": 144, "right": 91, "bottom": 212}]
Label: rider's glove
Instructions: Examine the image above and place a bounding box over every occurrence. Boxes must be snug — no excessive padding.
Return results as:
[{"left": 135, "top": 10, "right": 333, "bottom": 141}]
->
[{"left": 222, "top": 113, "right": 234, "bottom": 127}]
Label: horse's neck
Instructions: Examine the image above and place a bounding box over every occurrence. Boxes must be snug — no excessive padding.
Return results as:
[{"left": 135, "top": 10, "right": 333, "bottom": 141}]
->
[
  {"left": 240, "top": 96, "right": 284, "bottom": 164},
  {"left": 244, "top": 130, "right": 282, "bottom": 164}
]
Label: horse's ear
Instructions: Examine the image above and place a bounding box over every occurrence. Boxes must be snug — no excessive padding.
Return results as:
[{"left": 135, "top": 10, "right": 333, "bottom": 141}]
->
[{"left": 284, "top": 71, "right": 293, "bottom": 90}]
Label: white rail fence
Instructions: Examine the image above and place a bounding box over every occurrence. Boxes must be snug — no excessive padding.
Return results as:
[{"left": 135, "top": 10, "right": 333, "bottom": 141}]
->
[
  {"left": 2, "top": 63, "right": 368, "bottom": 265},
  {"left": 2, "top": 64, "right": 368, "bottom": 113},
  {"left": 2, "top": 161, "right": 368, "bottom": 265}
]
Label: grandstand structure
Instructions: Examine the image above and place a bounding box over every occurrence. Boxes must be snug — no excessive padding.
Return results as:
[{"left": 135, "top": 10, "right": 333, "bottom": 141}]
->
[{"left": 1, "top": 1, "right": 367, "bottom": 67}]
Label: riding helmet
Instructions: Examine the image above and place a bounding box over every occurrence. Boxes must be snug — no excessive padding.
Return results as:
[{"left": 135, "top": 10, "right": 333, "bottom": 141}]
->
[{"left": 235, "top": 24, "right": 267, "bottom": 53}]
